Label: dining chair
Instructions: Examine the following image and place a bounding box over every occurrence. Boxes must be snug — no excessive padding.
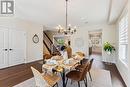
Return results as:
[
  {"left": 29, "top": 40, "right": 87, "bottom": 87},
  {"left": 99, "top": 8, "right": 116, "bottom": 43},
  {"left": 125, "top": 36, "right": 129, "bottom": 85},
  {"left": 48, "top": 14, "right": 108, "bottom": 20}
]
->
[
  {"left": 74, "top": 58, "right": 88, "bottom": 70},
  {"left": 75, "top": 58, "right": 94, "bottom": 81},
  {"left": 66, "top": 63, "right": 89, "bottom": 87},
  {"left": 87, "top": 59, "right": 94, "bottom": 81},
  {"left": 31, "top": 67, "right": 60, "bottom": 87}
]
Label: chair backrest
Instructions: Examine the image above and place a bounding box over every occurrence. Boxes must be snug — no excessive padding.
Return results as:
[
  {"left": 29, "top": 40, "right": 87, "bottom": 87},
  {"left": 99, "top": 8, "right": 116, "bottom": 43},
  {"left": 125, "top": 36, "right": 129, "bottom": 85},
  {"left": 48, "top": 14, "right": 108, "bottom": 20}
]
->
[
  {"left": 79, "top": 59, "right": 93, "bottom": 80},
  {"left": 80, "top": 58, "right": 88, "bottom": 65},
  {"left": 31, "top": 67, "right": 48, "bottom": 87},
  {"left": 79, "top": 62, "right": 89, "bottom": 81},
  {"left": 88, "top": 59, "right": 94, "bottom": 71}
]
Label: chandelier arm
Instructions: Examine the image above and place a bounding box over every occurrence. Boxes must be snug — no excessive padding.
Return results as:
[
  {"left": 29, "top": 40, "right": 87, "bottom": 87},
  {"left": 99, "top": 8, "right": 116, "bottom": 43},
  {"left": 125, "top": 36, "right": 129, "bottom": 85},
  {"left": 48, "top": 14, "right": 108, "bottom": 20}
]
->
[{"left": 57, "top": 0, "right": 76, "bottom": 35}]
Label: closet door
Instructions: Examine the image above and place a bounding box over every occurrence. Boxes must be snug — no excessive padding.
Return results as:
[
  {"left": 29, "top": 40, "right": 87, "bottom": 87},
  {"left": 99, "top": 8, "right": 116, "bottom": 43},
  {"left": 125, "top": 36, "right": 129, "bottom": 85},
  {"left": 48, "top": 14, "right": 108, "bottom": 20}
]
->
[
  {"left": 0, "top": 28, "right": 8, "bottom": 68},
  {"left": 9, "top": 30, "right": 26, "bottom": 66}
]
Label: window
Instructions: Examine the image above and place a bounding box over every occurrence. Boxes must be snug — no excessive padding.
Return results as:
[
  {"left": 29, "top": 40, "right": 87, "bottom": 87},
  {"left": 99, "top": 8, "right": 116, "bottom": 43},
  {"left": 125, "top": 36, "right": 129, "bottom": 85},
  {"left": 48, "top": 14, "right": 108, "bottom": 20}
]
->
[{"left": 119, "top": 13, "right": 128, "bottom": 64}]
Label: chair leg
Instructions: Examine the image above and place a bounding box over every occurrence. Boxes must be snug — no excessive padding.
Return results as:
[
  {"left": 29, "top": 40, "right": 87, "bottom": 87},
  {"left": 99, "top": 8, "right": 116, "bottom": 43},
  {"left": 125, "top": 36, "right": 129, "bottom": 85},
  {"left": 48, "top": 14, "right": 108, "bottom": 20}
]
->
[
  {"left": 84, "top": 79, "right": 87, "bottom": 87},
  {"left": 85, "top": 76, "right": 88, "bottom": 87},
  {"left": 78, "top": 81, "right": 80, "bottom": 87},
  {"left": 71, "top": 80, "right": 73, "bottom": 84},
  {"left": 53, "top": 82, "right": 58, "bottom": 87},
  {"left": 85, "top": 76, "right": 87, "bottom": 83},
  {"left": 56, "top": 82, "right": 59, "bottom": 87},
  {"left": 89, "top": 72, "right": 92, "bottom": 81},
  {"left": 66, "top": 78, "right": 68, "bottom": 86}
]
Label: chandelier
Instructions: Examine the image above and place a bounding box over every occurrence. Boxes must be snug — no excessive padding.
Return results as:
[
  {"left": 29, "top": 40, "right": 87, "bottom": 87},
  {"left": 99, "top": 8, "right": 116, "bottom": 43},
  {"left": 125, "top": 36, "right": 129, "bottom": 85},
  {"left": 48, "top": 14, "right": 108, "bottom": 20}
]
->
[{"left": 56, "top": 0, "right": 77, "bottom": 35}]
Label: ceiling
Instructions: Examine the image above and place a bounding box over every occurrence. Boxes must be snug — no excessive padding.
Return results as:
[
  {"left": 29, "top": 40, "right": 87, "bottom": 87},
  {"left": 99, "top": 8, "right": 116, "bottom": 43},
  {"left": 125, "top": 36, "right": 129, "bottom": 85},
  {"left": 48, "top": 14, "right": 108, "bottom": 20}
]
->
[{"left": 15, "top": 0, "right": 127, "bottom": 28}]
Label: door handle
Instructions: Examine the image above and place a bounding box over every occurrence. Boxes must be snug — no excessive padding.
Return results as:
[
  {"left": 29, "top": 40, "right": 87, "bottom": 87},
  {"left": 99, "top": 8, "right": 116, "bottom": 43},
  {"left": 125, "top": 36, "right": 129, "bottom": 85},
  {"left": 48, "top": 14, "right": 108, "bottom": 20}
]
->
[
  {"left": 4, "top": 49, "right": 8, "bottom": 51},
  {"left": 9, "top": 49, "right": 13, "bottom": 51}
]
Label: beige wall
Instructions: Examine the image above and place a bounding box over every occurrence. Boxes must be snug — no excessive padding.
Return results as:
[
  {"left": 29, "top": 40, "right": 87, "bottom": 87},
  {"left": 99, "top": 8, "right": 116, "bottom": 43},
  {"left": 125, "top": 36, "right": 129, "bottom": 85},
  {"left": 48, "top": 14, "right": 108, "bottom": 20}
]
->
[{"left": 0, "top": 17, "right": 43, "bottom": 63}]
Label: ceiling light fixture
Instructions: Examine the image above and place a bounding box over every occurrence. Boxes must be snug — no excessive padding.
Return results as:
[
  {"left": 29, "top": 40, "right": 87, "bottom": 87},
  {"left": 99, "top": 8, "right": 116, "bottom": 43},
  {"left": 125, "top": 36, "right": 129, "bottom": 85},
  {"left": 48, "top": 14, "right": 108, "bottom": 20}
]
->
[{"left": 56, "top": 0, "right": 77, "bottom": 35}]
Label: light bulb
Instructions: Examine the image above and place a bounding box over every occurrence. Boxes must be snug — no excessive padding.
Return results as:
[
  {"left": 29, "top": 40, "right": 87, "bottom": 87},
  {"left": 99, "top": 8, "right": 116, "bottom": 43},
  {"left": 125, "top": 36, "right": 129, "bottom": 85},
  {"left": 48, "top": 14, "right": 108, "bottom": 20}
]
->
[
  {"left": 74, "top": 26, "right": 77, "bottom": 29},
  {"left": 68, "top": 24, "right": 71, "bottom": 27}
]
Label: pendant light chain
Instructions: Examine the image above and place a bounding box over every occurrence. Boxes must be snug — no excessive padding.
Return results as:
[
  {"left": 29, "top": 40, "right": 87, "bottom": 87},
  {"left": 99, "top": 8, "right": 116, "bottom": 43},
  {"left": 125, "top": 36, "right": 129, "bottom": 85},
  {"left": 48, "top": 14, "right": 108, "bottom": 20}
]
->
[
  {"left": 57, "top": 0, "right": 77, "bottom": 35},
  {"left": 66, "top": 0, "right": 68, "bottom": 31}
]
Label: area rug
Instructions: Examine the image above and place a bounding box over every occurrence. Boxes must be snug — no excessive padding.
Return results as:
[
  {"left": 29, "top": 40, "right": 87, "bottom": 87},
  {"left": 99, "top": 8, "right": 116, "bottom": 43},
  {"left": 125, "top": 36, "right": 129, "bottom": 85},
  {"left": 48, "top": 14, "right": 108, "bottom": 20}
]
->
[{"left": 14, "top": 69, "right": 112, "bottom": 87}]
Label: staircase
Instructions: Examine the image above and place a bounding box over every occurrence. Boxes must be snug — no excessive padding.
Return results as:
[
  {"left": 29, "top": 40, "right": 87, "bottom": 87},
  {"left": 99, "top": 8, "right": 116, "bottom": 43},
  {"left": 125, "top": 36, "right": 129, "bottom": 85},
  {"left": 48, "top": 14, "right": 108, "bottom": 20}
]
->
[{"left": 43, "top": 31, "right": 61, "bottom": 56}]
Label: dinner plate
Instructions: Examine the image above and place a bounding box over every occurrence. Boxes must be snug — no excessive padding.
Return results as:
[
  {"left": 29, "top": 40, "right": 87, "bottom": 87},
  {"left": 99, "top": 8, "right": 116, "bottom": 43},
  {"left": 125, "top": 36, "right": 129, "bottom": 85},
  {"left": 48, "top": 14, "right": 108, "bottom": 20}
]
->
[
  {"left": 51, "top": 56, "right": 63, "bottom": 61},
  {"left": 63, "top": 59, "right": 74, "bottom": 66},
  {"left": 46, "top": 60, "right": 57, "bottom": 66}
]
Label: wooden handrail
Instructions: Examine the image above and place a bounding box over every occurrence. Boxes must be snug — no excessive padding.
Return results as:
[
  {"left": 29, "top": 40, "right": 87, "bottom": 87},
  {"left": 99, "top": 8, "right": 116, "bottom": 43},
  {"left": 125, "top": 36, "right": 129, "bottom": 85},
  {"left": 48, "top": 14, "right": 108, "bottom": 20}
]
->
[
  {"left": 43, "top": 40, "right": 51, "bottom": 54},
  {"left": 43, "top": 31, "right": 53, "bottom": 44},
  {"left": 43, "top": 31, "right": 61, "bottom": 55}
]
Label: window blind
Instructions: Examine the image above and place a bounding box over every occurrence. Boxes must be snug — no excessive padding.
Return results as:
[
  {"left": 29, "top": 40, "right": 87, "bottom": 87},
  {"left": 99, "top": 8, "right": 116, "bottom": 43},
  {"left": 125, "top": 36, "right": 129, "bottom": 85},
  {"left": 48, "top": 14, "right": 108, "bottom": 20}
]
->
[
  {"left": 119, "top": 13, "right": 128, "bottom": 64},
  {"left": 119, "top": 14, "right": 128, "bottom": 44}
]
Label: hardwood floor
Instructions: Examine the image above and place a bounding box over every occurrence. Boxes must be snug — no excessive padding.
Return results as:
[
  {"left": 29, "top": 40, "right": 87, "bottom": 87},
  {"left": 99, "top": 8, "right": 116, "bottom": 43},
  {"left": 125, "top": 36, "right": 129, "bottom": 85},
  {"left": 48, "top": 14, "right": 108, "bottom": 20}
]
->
[
  {"left": 0, "top": 60, "right": 42, "bottom": 87},
  {"left": 0, "top": 59, "right": 127, "bottom": 87},
  {"left": 93, "top": 60, "right": 127, "bottom": 87}
]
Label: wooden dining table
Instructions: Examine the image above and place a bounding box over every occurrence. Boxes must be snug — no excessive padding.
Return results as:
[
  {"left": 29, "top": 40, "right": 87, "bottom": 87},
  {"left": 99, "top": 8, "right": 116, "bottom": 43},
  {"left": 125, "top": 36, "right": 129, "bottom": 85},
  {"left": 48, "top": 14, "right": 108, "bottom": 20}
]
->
[{"left": 42, "top": 56, "right": 82, "bottom": 87}]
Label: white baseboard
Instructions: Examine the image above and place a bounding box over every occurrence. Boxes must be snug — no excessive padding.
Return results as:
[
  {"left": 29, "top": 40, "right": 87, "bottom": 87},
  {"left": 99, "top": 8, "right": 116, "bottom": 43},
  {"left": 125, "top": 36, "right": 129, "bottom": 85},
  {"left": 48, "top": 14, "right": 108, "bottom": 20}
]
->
[
  {"left": 115, "top": 60, "right": 128, "bottom": 86},
  {"left": 25, "top": 58, "right": 43, "bottom": 63}
]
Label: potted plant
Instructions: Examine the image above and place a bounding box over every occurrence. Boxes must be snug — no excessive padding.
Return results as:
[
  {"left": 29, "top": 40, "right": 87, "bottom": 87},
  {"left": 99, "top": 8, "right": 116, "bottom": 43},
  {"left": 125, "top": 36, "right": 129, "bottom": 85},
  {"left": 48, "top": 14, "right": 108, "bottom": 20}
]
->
[
  {"left": 104, "top": 42, "right": 115, "bottom": 54},
  {"left": 103, "top": 42, "right": 115, "bottom": 64},
  {"left": 58, "top": 39, "right": 64, "bottom": 46}
]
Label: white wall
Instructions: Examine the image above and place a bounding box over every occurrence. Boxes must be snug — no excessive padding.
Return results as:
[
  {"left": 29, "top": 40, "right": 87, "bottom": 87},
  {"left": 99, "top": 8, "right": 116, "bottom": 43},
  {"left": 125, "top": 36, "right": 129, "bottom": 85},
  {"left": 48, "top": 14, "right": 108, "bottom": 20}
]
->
[
  {"left": 71, "top": 24, "right": 116, "bottom": 62},
  {"left": 71, "top": 29, "right": 88, "bottom": 56},
  {"left": 115, "top": 4, "right": 129, "bottom": 86},
  {"left": 0, "top": 17, "right": 43, "bottom": 63}
]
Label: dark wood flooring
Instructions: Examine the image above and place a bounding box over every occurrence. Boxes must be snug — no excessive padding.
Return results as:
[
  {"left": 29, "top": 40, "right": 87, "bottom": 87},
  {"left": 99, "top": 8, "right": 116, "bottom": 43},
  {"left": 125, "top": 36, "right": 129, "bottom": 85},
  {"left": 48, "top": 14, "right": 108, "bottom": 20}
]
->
[
  {"left": 93, "top": 60, "right": 127, "bottom": 87},
  {"left": 0, "top": 60, "right": 127, "bottom": 87},
  {"left": 0, "top": 60, "right": 42, "bottom": 87}
]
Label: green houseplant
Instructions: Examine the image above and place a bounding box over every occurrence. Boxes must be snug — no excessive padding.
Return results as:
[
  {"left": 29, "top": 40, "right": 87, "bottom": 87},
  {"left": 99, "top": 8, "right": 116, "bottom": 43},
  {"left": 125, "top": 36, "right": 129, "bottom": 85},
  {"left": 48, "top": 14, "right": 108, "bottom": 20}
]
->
[
  {"left": 57, "top": 39, "right": 64, "bottom": 45},
  {"left": 103, "top": 42, "right": 116, "bottom": 64},
  {"left": 103, "top": 42, "right": 115, "bottom": 54}
]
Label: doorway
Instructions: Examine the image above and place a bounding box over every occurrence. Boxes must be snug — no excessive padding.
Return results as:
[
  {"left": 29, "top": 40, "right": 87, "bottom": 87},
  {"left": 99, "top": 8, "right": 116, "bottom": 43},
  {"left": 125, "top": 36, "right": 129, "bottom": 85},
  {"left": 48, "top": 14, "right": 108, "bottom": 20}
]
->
[{"left": 88, "top": 30, "right": 102, "bottom": 61}]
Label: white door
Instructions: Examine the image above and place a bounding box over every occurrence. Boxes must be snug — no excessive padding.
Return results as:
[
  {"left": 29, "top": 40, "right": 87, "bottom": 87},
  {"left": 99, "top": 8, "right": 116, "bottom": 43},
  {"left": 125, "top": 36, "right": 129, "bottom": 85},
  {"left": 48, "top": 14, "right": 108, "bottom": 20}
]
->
[
  {"left": 0, "top": 28, "right": 8, "bottom": 68},
  {"left": 9, "top": 30, "right": 26, "bottom": 66}
]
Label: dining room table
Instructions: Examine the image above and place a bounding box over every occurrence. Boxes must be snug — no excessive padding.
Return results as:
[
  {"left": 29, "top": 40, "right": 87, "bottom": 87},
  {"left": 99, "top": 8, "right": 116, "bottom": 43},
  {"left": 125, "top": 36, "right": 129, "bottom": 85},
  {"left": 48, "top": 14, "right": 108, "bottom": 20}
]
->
[{"left": 42, "top": 55, "right": 83, "bottom": 87}]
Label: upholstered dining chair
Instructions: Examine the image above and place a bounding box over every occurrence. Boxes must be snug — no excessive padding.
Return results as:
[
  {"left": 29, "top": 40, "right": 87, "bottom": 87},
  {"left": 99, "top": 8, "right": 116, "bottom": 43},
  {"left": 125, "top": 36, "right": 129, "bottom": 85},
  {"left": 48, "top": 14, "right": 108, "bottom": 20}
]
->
[
  {"left": 75, "top": 58, "right": 94, "bottom": 81},
  {"left": 75, "top": 59, "right": 88, "bottom": 71},
  {"left": 66, "top": 62, "right": 89, "bottom": 87},
  {"left": 31, "top": 67, "right": 60, "bottom": 87},
  {"left": 87, "top": 59, "right": 94, "bottom": 81}
]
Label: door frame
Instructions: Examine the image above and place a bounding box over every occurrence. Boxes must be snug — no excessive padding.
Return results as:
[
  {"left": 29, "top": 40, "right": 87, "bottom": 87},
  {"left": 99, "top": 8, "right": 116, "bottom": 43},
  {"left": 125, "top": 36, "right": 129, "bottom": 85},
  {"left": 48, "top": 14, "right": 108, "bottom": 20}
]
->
[{"left": 88, "top": 29, "right": 103, "bottom": 61}]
